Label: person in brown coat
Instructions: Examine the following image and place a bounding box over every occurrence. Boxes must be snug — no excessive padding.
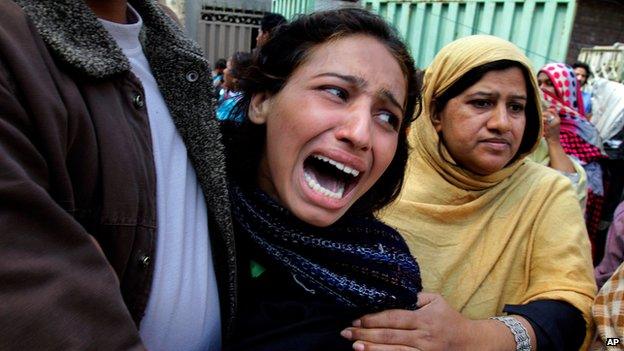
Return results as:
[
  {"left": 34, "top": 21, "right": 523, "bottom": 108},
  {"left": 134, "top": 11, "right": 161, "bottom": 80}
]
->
[{"left": 0, "top": 0, "right": 235, "bottom": 349}]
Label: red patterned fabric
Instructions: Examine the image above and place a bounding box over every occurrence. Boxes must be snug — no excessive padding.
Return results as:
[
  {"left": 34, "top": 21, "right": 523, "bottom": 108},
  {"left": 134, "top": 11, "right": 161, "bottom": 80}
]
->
[
  {"left": 559, "top": 133, "right": 606, "bottom": 164},
  {"left": 540, "top": 63, "right": 608, "bottom": 251}
]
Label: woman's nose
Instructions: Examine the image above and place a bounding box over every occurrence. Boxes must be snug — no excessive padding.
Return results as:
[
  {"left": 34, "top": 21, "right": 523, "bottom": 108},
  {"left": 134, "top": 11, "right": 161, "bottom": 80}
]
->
[
  {"left": 335, "top": 104, "right": 373, "bottom": 151},
  {"left": 488, "top": 104, "right": 512, "bottom": 133}
]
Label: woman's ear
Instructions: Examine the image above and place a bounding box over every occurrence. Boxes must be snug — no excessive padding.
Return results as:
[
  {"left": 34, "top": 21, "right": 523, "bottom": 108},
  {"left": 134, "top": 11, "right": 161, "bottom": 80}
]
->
[
  {"left": 431, "top": 112, "right": 443, "bottom": 132},
  {"left": 429, "top": 101, "right": 443, "bottom": 132},
  {"left": 248, "top": 92, "right": 272, "bottom": 125}
]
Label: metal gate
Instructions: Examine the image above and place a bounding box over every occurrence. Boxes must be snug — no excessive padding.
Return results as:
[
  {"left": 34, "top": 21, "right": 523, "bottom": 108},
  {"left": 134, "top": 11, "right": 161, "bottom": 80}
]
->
[
  {"left": 197, "top": 1, "right": 270, "bottom": 66},
  {"left": 578, "top": 43, "right": 624, "bottom": 84}
]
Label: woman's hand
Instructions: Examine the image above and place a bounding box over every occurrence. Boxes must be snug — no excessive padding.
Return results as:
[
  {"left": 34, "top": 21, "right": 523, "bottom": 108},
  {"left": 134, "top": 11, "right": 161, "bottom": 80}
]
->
[
  {"left": 541, "top": 106, "right": 576, "bottom": 173},
  {"left": 341, "top": 292, "right": 534, "bottom": 351},
  {"left": 340, "top": 292, "right": 473, "bottom": 351},
  {"left": 542, "top": 106, "right": 561, "bottom": 144}
]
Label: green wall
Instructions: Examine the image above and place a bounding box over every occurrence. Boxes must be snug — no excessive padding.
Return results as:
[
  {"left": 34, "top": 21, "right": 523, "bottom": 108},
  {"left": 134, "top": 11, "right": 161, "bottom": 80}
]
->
[{"left": 272, "top": 0, "right": 578, "bottom": 70}]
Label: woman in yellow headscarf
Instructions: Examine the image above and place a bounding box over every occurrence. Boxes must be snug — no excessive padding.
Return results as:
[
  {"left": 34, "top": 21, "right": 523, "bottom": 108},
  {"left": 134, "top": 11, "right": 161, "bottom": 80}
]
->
[{"left": 340, "top": 35, "right": 596, "bottom": 350}]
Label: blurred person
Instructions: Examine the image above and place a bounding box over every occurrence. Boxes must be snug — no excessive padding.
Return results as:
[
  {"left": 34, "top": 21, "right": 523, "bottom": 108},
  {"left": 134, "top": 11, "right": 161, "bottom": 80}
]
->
[
  {"left": 538, "top": 62, "right": 608, "bottom": 261},
  {"left": 216, "top": 52, "right": 252, "bottom": 122},
  {"left": 595, "top": 201, "right": 624, "bottom": 289},
  {"left": 220, "top": 8, "right": 423, "bottom": 351},
  {"left": 573, "top": 61, "right": 593, "bottom": 117},
  {"left": 591, "top": 78, "right": 624, "bottom": 158},
  {"left": 255, "top": 12, "right": 286, "bottom": 48},
  {"left": 0, "top": 0, "right": 235, "bottom": 350},
  {"left": 212, "top": 58, "right": 227, "bottom": 91},
  {"left": 342, "top": 35, "right": 596, "bottom": 351},
  {"left": 530, "top": 99, "right": 588, "bottom": 208},
  {"left": 591, "top": 79, "right": 624, "bottom": 238}
]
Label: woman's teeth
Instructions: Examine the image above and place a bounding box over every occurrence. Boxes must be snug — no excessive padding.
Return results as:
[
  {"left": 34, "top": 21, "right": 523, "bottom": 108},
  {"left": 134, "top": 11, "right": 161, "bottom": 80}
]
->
[
  {"left": 313, "top": 155, "right": 360, "bottom": 177},
  {"left": 304, "top": 172, "right": 344, "bottom": 199}
]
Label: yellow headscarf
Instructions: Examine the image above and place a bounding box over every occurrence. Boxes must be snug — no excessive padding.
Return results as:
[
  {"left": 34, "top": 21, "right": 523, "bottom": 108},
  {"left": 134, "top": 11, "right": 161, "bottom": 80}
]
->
[
  {"left": 381, "top": 35, "right": 596, "bottom": 344},
  {"left": 413, "top": 35, "right": 541, "bottom": 191}
]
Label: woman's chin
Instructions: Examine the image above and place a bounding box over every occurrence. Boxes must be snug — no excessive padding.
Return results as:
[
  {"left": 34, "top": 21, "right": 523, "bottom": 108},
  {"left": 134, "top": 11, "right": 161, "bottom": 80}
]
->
[
  {"left": 290, "top": 184, "right": 352, "bottom": 227},
  {"left": 463, "top": 156, "right": 514, "bottom": 176},
  {"left": 291, "top": 206, "right": 344, "bottom": 227}
]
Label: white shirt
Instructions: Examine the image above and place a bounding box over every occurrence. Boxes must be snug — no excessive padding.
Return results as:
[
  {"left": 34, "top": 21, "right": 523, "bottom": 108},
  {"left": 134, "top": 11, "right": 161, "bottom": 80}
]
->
[{"left": 99, "top": 6, "right": 221, "bottom": 350}]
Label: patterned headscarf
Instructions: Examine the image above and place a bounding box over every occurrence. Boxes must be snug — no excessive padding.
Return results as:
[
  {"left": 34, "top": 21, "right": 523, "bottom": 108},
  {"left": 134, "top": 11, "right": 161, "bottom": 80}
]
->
[
  {"left": 540, "top": 62, "right": 585, "bottom": 115},
  {"left": 539, "top": 63, "right": 605, "bottom": 163}
]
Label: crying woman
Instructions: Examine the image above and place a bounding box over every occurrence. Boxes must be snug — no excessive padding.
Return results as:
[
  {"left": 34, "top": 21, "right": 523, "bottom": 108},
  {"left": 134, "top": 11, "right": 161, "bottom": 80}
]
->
[{"left": 220, "top": 8, "right": 423, "bottom": 351}]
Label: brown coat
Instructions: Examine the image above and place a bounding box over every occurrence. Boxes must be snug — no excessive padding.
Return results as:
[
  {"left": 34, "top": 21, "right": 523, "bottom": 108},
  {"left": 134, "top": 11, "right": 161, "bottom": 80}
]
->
[{"left": 0, "top": 0, "right": 236, "bottom": 349}]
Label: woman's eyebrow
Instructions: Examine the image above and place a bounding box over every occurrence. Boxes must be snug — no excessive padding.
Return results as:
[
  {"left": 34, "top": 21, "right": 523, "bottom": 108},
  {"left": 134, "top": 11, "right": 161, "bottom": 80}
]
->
[
  {"left": 313, "top": 72, "right": 366, "bottom": 88},
  {"left": 509, "top": 95, "right": 527, "bottom": 101},
  {"left": 313, "top": 72, "right": 404, "bottom": 113},
  {"left": 466, "top": 91, "right": 526, "bottom": 100}
]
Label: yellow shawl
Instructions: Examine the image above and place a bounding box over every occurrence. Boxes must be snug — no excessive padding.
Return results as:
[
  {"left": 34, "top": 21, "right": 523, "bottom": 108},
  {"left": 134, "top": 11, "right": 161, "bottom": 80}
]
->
[
  {"left": 381, "top": 35, "right": 596, "bottom": 340},
  {"left": 529, "top": 138, "right": 588, "bottom": 210}
]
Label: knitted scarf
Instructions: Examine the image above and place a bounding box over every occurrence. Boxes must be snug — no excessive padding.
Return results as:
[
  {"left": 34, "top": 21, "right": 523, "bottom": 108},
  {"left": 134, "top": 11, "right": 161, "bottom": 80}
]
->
[{"left": 229, "top": 182, "right": 422, "bottom": 313}]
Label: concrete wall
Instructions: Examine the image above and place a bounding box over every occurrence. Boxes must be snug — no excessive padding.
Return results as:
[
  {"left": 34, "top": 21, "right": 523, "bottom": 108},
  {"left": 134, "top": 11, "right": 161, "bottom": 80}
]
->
[{"left": 567, "top": 0, "right": 624, "bottom": 64}]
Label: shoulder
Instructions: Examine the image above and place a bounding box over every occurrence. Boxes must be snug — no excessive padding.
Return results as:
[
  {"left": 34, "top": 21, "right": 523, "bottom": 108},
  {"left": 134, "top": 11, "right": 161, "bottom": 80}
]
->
[
  {"left": 516, "top": 159, "right": 575, "bottom": 192},
  {"left": 0, "top": 1, "right": 37, "bottom": 44},
  {"left": 0, "top": 2, "right": 54, "bottom": 96},
  {"left": 0, "top": 1, "right": 26, "bottom": 24},
  {"left": 512, "top": 160, "right": 584, "bottom": 222},
  {"left": 516, "top": 161, "right": 586, "bottom": 240},
  {"left": 157, "top": 3, "right": 181, "bottom": 25}
]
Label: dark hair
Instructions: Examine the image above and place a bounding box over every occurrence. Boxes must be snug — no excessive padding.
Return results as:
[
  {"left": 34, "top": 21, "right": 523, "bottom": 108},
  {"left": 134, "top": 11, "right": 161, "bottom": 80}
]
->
[
  {"left": 226, "top": 52, "right": 252, "bottom": 90},
  {"left": 572, "top": 61, "right": 592, "bottom": 77},
  {"left": 228, "top": 52, "right": 252, "bottom": 80},
  {"left": 433, "top": 59, "right": 540, "bottom": 159},
  {"left": 260, "top": 12, "right": 287, "bottom": 33},
  {"left": 214, "top": 58, "right": 227, "bottom": 70},
  {"left": 224, "top": 8, "right": 422, "bottom": 216}
]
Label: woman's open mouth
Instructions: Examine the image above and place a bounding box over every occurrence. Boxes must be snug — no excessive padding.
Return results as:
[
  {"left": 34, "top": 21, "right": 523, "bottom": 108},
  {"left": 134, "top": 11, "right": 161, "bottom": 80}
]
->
[{"left": 302, "top": 154, "right": 362, "bottom": 200}]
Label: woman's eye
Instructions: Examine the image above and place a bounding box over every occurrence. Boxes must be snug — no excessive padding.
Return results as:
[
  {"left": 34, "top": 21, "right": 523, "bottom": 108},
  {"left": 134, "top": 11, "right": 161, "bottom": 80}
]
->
[
  {"left": 471, "top": 99, "right": 492, "bottom": 108},
  {"left": 509, "top": 103, "right": 525, "bottom": 113},
  {"left": 377, "top": 111, "right": 400, "bottom": 131},
  {"left": 323, "top": 86, "right": 348, "bottom": 101}
]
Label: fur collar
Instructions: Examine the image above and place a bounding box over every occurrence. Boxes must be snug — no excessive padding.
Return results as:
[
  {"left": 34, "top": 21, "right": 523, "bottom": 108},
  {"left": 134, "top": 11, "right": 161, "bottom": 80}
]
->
[{"left": 14, "top": 0, "right": 202, "bottom": 79}]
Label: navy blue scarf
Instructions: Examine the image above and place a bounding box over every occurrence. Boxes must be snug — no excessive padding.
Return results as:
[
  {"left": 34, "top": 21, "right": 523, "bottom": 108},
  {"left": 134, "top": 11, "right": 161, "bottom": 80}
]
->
[{"left": 230, "top": 183, "right": 422, "bottom": 313}]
